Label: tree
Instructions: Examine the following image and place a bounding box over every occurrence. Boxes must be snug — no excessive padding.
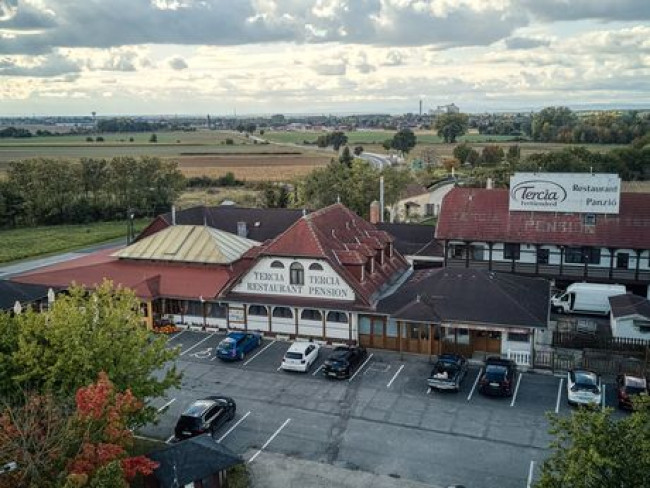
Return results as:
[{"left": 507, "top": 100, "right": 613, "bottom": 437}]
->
[
  {"left": 506, "top": 144, "right": 521, "bottom": 164},
  {"left": 382, "top": 139, "right": 392, "bottom": 151},
  {"left": 329, "top": 131, "right": 348, "bottom": 151},
  {"left": 442, "top": 158, "right": 460, "bottom": 172},
  {"left": 479, "top": 145, "right": 505, "bottom": 166},
  {"left": 536, "top": 398, "right": 650, "bottom": 488},
  {"left": 2, "top": 282, "right": 180, "bottom": 422},
  {"left": 339, "top": 146, "right": 354, "bottom": 168},
  {"left": 390, "top": 128, "right": 417, "bottom": 154},
  {"left": 466, "top": 149, "right": 480, "bottom": 167},
  {"left": 148, "top": 133, "right": 157, "bottom": 143},
  {"left": 453, "top": 142, "right": 473, "bottom": 164},
  {"left": 531, "top": 106, "right": 577, "bottom": 142},
  {"left": 353, "top": 145, "right": 364, "bottom": 156},
  {"left": 435, "top": 113, "right": 469, "bottom": 143}
]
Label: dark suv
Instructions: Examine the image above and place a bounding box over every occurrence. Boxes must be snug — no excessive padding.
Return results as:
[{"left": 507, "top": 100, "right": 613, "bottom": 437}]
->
[
  {"left": 617, "top": 374, "right": 648, "bottom": 410},
  {"left": 478, "top": 357, "right": 517, "bottom": 397},
  {"left": 174, "top": 396, "right": 236, "bottom": 441},
  {"left": 322, "top": 346, "right": 367, "bottom": 379}
]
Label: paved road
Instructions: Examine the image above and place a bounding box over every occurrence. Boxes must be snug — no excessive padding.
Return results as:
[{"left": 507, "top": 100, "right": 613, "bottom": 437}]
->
[
  {"left": 140, "top": 330, "right": 626, "bottom": 488},
  {"left": 358, "top": 152, "right": 394, "bottom": 169}
]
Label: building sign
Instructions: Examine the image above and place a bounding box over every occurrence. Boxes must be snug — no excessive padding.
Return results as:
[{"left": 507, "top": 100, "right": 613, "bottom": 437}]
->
[
  {"left": 228, "top": 307, "right": 245, "bottom": 323},
  {"left": 509, "top": 173, "right": 620, "bottom": 214}
]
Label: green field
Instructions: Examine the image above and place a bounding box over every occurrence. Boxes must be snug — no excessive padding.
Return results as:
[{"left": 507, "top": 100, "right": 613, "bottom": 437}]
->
[
  {"left": 0, "top": 219, "right": 150, "bottom": 264},
  {"left": 263, "top": 130, "right": 517, "bottom": 145}
]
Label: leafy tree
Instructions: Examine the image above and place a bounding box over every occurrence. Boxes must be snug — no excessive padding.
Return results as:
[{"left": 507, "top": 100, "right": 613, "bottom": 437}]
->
[
  {"left": 453, "top": 142, "right": 473, "bottom": 164},
  {"left": 442, "top": 158, "right": 460, "bottom": 172},
  {"left": 466, "top": 149, "right": 480, "bottom": 167},
  {"left": 86, "top": 136, "right": 93, "bottom": 142},
  {"left": 3, "top": 282, "right": 180, "bottom": 421},
  {"left": 259, "top": 129, "right": 265, "bottom": 136},
  {"left": 382, "top": 139, "right": 392, "bottom": 151},
  {"left": 329, "top": 131, "right": 348, "bottom": 151},
  {"left": 339, "top": 146, "right": 354, "bottom": 168},
  {"left": 435, "top": 113, "right": 469, "bottom": 143},
  {"left": 95, "top": 136, "right": 104, "bottom": 142},
  {"left": 148, "top": 133, "right": 157, "bottom": 143},
  {"left": 390, "top": 128, "right": 417, "bottom": 154},
  {"left": 531, "top": 106, "right": 577, "bottom": 142},
  {"left": 479, "top": 145, "right": 505, "bottom": 166},
  {"left": 353, "top": 145, "right": 364, "bottom": 156},
  {"left": 536, "top": 398, "right": 650, "bottom": 488},
  {"left": 506, "top": 144, "right": 521, "bottom": 164}
]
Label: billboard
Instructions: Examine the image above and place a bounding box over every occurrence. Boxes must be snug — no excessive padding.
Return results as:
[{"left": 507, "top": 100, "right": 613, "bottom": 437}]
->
[{"left": 509, "top": 173, "right": 621, "bottom": 214}]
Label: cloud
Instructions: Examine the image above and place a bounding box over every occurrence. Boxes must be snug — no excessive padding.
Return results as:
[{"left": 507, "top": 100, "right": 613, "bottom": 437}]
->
[
  {"left": 168, "top": 56, "right": 188, "bottom": 70},
  {"left": 93, "top": 51, "right": 138, "bottom": 72},
  {"left": 382, "top": 49, "right": 405, "bottom": 66},
  {"left": 0, "top": 53, "right": 80, "bottom": 77},
  {"left": 505, "top": 37, "right": 550, "bottom": 50},
  {"left": 312, "top": 60, "right": 346, "bottom": 76},
  {"left": 520, "top": 0, "right": 650, "bottom": 22}
]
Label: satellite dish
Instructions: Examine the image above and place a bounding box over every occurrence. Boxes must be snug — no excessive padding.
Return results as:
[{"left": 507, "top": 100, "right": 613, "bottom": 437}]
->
[{"left": 0, "top": 0, "right": 19, "bottom": 21}]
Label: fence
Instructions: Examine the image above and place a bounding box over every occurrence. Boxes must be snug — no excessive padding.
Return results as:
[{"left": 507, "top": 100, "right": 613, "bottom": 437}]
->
[
  {"left": 552, "top": 331, "right": 649, "bottom": 356},
  {"left": 533, "top": 348, "right": 649, "bottom": 377}
]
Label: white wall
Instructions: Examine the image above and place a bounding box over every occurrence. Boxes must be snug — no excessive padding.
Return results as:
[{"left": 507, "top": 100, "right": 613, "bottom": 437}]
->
[{"left": 611, "top": 315, "right": 650, "bottom": 341}]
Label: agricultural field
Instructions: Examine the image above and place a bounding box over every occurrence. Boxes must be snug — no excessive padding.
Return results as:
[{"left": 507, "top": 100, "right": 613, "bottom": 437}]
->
[{"left": 175, "top": 187, "right": 262, "bottom": 208}]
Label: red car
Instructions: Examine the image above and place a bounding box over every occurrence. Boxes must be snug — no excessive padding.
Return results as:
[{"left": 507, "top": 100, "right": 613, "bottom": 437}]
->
[{"left": 616, "top": 374, "right": 648, "bottom": 410}]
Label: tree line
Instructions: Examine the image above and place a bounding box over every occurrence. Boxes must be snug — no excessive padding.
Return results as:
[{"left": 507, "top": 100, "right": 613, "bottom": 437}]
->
[{"left": 0, "top": 157, "right": 186, "bottom": 228}]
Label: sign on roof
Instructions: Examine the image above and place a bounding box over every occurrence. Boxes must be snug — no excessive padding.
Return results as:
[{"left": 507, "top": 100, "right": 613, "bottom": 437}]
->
[{"left": 509, "top": 173, "right": 621, "bottom": 214}]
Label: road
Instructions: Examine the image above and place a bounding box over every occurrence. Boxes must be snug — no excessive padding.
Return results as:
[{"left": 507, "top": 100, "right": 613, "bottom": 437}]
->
[{"left": 358, "top": 152, "right": 394, "bottom": 169}]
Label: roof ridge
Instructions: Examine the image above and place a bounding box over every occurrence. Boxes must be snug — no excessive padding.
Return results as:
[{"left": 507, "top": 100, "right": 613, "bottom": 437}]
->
[{"left": 483, "top": 272, "right": 548, "bottom": 325}]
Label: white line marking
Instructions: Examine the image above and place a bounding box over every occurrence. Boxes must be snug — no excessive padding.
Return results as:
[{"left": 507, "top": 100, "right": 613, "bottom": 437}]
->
[
  {"left": 180, "top": 333, "right": 216, "bottom": 356},
  {"left": 277, "top": 364, "right": 283, "bottom": 371},
  {"left": 243, "top": 340, "right": 276, "bottom": 366},
  {"left": 510, "top": 373, "right": 523, "bottom": 407},
  {"left": 247, "top": 418, "right": 291, "bottom": 464},
  {"left": 386, "top": 364, "right": 405, "bottom": 389},
  {"left": 133, "top": 434, "right": 165, "bottom": 443},
  {"left": 348, "top": 353, "right": 374, "bottom": 383},
  {"left": 165, "top": 435, "right": 175, "bottom": 444},
  {"left": 167, "top": 329, "right": 188, "bottom": 341},
  {"left": 427, "top": 387, "right": 432, "bottom": 395},
  {"left": 555, "top": 378, "right": 564, "bottom": 414},
  {"left": 312, "top": 364, "right": 324, "bottom": 376},
  {"left": 217, "top": 411, "right": 251, "bottom": 444},
  {"left": 602, "top": 384, "right": 606, "bottom": 410},
  {"left": 467, "top": 368, "right": 483, "bottom": 401},
  {"left": 527, "top": 460, "right": 535, "bottom": 488},
  {"left": 157, "top": 398, "right": 176, "bottom": 413}
]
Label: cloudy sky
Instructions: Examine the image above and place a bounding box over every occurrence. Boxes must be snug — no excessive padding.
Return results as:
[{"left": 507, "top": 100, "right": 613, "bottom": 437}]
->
[{"left": 1, "top": 0, "right": 649, "bottom": 115}]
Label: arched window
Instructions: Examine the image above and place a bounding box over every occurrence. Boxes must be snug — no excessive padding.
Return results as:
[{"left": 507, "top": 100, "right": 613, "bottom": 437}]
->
[
  {"left": 248, "top": 305, "right": 268, "bottom": 316},
  {"left": 290, "top": 262, "right": 304, "bottom": 285},
  {"left": 270, "top": 260, "right": 284, "bottom": 269},
  {"left": 309, "top": 263, "right": 324, "bottom": 271},
  {"left": 272, "top": 306, "right": 294, "bottom": 319},
  {"left": 301, "top": 309, "right": 322, "bottom": 321},
  {"left": 327, "top": 311, "right": 348, "bottom": 323}
]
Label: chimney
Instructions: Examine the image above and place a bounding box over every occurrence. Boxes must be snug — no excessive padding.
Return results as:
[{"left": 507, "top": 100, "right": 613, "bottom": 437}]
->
[
  {"left": 379, "top": 176, "right": 385, "bottom": 223},
  {"left": 486, "top": 177, "right": 493, "bottom": 190},
  {"left": 171, "top": 205, "right": 176, "bottom": 225},
  {"left": 237, "top": 221, "right": 248, "bottom": 238},
  {"left": 369, "top": 201, "right": 380, "bottom": 224}
]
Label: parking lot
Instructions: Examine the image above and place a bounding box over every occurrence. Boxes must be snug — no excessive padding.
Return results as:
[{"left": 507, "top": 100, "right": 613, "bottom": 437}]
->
[{"left": 139, "top": 330, "right": 627, "bottom": 488}]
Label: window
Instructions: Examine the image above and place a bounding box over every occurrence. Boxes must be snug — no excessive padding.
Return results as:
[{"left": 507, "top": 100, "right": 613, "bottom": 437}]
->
[
  {"left": 270, "top": 260, "right": 284, "bottom": 269},
  {"left": 290, "top": 262, "right": 304, "bottom": 285},
  {"left": 566, "top": 247, "right": 601, "bottom": 264},
  {"left": 386, "top": 319, "right": 398, "bottom": 338},
  {"left": 617, "top": 253, "right": 629, "bottom": 269},
  {"left": 584, "top": 213, "right": 596, "bottom": 226},
  {"left": 470, "top": 245, "right": 484, "bottom": 261},
  {"left": 633, "top": 320, "right": 650, "bottom": 333},
  {"left": 186, "top": 301, "right": 203, "bottom": 316},
  {"left": 207, "top": 303, "right": 227, "bottom": 318},
  {"left": 507, "top": 332, "right": 529, "bottom": 343},
  {"left": 425, "top": 203, "right": 435, "bottom": 216},
  {"left": 565, "top": 247, "right": 583, "bottom": 264},
  {"left": 537, "top": 248, "right": 549, "bottom": 265},
  {"left": 248, "top": 305, "right": 268, "bottom": 316},
  {"left": 451, "top": 244, "right": 464, "bottom": 259},
  {"left": 309, "top": 263, "right": 323, "bottom": 271},
  {"left": 327, "top": 311, "right": 348, "bottom": 323},
  {"left": 301, "top": 309, "right": 322, "bottom": 321},
  {"left": 503, "top": 243, "right": 520, "bottom": 260},
  {"left": 359, "top": 316, "right": 371, "bottom": 334},
  {"left": 272, "top": 306, "right": 293, "bottom": 319}
]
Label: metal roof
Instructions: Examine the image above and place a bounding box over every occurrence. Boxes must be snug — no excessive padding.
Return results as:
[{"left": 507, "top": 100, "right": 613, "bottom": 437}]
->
[{"left": 114, "top": 225, "right": 260, "bottom": 264}]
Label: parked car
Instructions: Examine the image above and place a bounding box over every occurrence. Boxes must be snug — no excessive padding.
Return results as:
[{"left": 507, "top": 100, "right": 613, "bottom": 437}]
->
[
  {"left": 478, "top": 357, "right": 517, "bottom": 397},
  {"left": 281, "top": 341, "right": 320, "bottom": 372},
  {"left": 174, "top": 396, "right": 236, "bottom": 441},
  {"left": 616, "top": 374, "right": 648, "bottom": 410},
  {"left": 567, "top": 369, "right": 602, "bottom": 407},
  {"left": 216, "top": 332, "right": 261, "bottom": 361},
  {"left": 322, "top": 346, "right": 367, "bottom": 379},
  {"left": 427, "top": 354, "right": 468, "bottom": 391}
]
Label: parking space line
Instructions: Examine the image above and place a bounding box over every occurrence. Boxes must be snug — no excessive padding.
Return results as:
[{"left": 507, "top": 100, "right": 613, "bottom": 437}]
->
[
  {"left": 180, "top": 333, "right": 216, "bottom": 356},
  {"left": 243, "top": 340, "right": 276, "bottom": 366},
  {"left": 602, "top": 385, "right": 606, "bottom": 410},
  {"left": 527, "top": 460, "right": 535, "bottom": 488},
  {"left": 217, "top": 411, "right": 251, "bottom": 444},
  {"left": 348, "top": 353, "right": 374, "bottom": 383},
  {"left": 247, "top": 418, "right": 291, "bottom": 464},
  {"left": 467, "top": 368, "right": 482, "bottom": 401},
  {"left": 386, "top": 364, "right": 404, "bottom": 388},
  {"left": 426, "top": 387, "right": 431, "bottom": 395},
  {"left": 555, "top": 378, "right": 564, "bottom": 414},
  {"left": 167, "top": 329, "right": 188, "bottom": 341},
  {"left": 276, "top": 364, "right": 283, "bottom": 371},
  {"left": 312, "top": 364, "right": 324, "bottom": 376},
  {"left": 165, "top": 435, "right": 175, "bottom": 444},
  {"left": 510, "top": 373, "right": 523, "bottom": 407},
  {"left": 157, "top": 398, "right": 176, "bottom": 413}
]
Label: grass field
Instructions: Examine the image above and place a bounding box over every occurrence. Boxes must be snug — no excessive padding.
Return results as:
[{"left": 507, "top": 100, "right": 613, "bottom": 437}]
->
[
  {"left": 0, "top": 219, "right": 150, "bottom": 264},
  {"left": 263, "top": 130, "right": 517, "bottom": 145},
  {"left": 176, "top": 187, "right": 262, "bottom": 208}
]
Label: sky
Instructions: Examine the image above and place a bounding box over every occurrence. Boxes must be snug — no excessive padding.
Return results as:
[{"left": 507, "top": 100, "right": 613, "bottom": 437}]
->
[{"left": 0, "top": 0, "right": 649, "bottom": 116}]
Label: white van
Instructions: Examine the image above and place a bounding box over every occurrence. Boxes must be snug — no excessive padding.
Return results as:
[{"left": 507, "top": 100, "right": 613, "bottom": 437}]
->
[{"left": 551, "top": 283, "right": 626, "bottom": 315}]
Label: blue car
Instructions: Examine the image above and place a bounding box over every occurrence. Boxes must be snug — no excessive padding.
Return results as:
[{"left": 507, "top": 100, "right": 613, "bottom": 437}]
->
[{"left": 216, "top": 332, "right": 262, "bottom": 361}]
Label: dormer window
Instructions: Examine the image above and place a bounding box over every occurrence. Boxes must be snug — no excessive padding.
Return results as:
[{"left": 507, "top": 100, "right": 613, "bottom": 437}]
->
[
  {"left": 584, "top": 214, "right": 596, "bottom": 226},
  {"left": 270, "top": 260, "right": 284, "bottom": 269},
  {"left": 366, "top": 257, "right": 374, "bottom": 275},
  {"left": 290, "top": 262, "right": 304, "bottom": 285},
  {"left": 309, "top": 263, "right": 324, "bottom": 271}
]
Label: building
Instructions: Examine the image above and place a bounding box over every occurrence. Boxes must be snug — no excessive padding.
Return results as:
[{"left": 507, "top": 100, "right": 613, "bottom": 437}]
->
[
  {"left": 609, "top": 294, "right": 650, "bottom": 341},
  {"left": 436, "top": 176, "right": 650, "bottom": 297},
  {"left": 389, "top": 179, "right": 456, "bottom": 222},
  {"left": 375, "top": 222, "right": 443, "bottom": 269},
  {"left": 0, "top": 280, "right": 53, "bottom": 313}
]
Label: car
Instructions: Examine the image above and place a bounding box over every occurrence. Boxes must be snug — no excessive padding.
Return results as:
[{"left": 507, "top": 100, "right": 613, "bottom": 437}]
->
[
  {"left": 216, "top": 331, "right": 261, "bottom": 361},
  {"left": 478, "top": 357, "right": 517, "bottom": 397},
  {"left": 173, "top": 396, "right": 236, "bottom": 441},
  {"left": 427, "top": 354, "right": 468, "bottom": 391},
  {"left": 567, "top": 369, "right": 602, "bottom": 407},
  {"left": 281, "top": 341, "right": 320, "bottom": 372},
  {"left": 322, "top": 345, "right": 367, "bottom": 379},
  {"left": 616, "top": 374, "right": 648, "bottom": 410}
]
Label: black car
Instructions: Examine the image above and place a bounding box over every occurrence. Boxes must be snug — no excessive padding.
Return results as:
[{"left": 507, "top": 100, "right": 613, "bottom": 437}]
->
[
  {"left": 322, "top": 346, "right": 367, "bottom": 379},
  {"left": 617, "top": 374, "right": 648, "bottom": 410},
  {"left": 427, "top": 354, "right": 468, "bottom": 391},
  {"left": 174, "top": 396, "right": 236, "bottom": 441},
  {"left": 478, "top": 357, "right": 517, "bottom": 397}
]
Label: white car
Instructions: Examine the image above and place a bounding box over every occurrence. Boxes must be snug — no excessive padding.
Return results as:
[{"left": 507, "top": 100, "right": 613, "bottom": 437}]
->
[
  {"left": 567, "top": 369, "right": 602, "bottom": 407},
  {"left": 281, "top": 342, "right": 320, "bottom": 372}
]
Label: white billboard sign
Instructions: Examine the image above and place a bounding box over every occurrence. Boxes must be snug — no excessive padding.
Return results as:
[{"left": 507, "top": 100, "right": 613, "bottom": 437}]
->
[{"left": 509, "top": 173, "right": 621, "bottom": 214}]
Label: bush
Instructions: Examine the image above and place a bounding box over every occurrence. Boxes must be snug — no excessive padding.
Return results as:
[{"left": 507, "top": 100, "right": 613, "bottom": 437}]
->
[
  {"left": 225, "top": 138, "right": 234, "bottom": 145},
  {"left": 86, "top": 137, "right": 94, "bottom": 142},
  {"left": 95, "top": 136, "right": 104, "bottom": 142}
]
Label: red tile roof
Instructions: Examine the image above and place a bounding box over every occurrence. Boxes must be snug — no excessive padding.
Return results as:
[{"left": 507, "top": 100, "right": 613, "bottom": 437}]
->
[
  {"left": 11, "top": 249, "right": 242, "bottom": 300},
  {"left": 436, "top": 188, "right": 650, "bottom": 249}
]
